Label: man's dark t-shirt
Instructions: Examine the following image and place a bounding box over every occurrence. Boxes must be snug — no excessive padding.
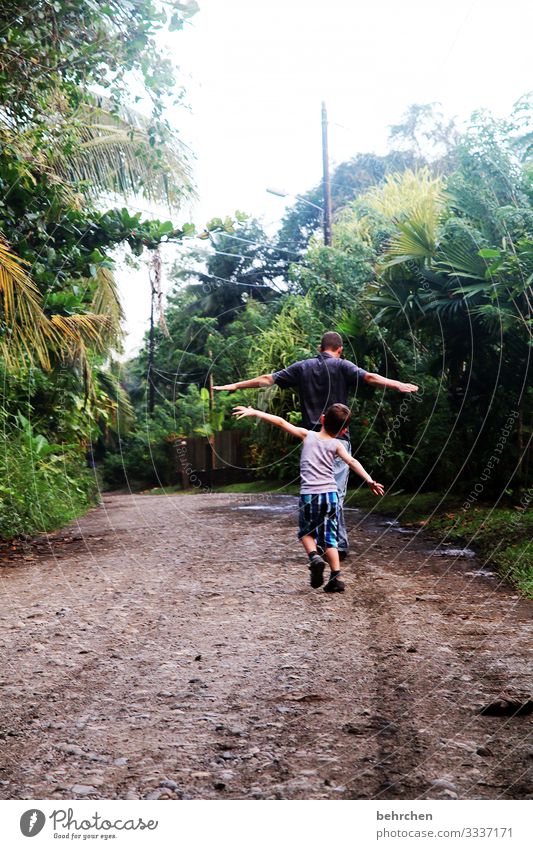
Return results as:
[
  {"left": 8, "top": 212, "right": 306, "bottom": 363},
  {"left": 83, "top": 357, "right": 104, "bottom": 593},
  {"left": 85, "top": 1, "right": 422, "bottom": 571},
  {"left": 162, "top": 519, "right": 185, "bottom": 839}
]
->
[{"left": 271, "top": 352, "right": 368, "bottom": 431}]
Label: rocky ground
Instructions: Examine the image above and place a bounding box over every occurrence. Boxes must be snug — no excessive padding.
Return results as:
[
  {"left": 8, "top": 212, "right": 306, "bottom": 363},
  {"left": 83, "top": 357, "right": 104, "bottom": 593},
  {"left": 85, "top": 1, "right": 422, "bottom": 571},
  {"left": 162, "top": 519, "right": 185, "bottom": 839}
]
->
[{"left": 0, "top": 492, "right": 531, "bottom": 800}]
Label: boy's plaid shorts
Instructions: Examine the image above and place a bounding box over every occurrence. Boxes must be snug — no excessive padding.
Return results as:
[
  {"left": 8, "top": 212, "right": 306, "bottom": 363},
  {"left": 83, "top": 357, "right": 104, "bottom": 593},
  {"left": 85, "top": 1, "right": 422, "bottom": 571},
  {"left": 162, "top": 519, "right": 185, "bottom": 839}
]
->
[{"left": 297, "top": 491, "right": 339, "bottom": 549}]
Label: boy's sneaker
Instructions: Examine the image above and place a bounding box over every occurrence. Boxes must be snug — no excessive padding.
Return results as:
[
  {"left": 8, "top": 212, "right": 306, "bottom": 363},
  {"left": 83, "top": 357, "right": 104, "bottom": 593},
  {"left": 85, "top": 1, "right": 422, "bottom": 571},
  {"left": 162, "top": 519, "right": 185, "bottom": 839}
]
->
[
  {"left": 324, "top": 571, "right": 345, "bottom": 593},
  {"left": 308, "top": 554, "right": 326, "bottom": 588}
]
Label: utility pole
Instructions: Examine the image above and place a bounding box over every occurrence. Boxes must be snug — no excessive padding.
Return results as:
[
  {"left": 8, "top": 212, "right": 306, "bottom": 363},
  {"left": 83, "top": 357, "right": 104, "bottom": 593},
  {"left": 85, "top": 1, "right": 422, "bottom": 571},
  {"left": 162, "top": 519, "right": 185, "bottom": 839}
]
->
[
  {"left": 147, "top": 269, "right": 156, "bottom": 415},
  {"left": 208, "top": 348, "right": 215, "bottom": 413},
  {"left": 205, "top": 344, "right": 215, "bottom": 486},
  {"left": 147, "top": 247, "right": 166, "bottom": 415},
  {"left": 321, "top": 101, "right": 333, "bottom": 246}
]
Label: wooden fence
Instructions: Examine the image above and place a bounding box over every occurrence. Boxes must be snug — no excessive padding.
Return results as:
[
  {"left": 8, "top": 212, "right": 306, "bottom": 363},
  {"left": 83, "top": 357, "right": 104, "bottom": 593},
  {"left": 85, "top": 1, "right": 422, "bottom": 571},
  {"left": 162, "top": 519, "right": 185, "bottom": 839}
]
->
[{"left": 172, "top": 430, "right": 251, "bottom": 488}]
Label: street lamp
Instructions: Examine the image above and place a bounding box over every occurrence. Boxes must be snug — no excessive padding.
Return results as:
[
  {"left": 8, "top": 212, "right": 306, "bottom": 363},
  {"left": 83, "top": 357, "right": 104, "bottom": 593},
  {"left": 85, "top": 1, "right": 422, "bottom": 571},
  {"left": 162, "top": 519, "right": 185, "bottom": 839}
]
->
[{"left": 266, "top": 187, "right": 323, "bottom": 213}]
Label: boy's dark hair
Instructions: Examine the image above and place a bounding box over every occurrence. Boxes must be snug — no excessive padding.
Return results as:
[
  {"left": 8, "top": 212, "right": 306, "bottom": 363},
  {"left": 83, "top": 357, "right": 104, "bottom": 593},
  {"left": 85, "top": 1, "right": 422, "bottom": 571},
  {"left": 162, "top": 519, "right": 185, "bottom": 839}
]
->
[
  {"left": 320, "top": 331, "right": 343, "bottom": 351},
  {"left": 323, "top": 403, "right": 351, "bottom": 436}
]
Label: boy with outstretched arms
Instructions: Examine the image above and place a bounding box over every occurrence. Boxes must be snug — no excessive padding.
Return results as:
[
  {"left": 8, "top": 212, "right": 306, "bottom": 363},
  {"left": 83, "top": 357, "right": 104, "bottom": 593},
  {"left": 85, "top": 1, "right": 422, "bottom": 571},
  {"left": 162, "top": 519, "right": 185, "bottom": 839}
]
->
[{"left": 233, "top": 402, "right": 384, "bottom": 593}]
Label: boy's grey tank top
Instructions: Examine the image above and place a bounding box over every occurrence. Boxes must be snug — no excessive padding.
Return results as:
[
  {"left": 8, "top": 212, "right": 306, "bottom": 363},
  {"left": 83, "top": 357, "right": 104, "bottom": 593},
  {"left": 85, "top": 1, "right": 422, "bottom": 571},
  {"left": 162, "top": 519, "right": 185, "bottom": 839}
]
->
[{"left": 300, "top": 431, "right": 342, "bottom": 494}]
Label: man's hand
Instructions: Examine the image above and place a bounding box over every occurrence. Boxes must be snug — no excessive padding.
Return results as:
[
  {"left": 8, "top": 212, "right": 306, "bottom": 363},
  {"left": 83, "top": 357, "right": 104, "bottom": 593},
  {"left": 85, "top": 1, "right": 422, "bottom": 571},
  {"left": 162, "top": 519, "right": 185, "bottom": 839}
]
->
[
  {"left": 214, "top": 383, "right": 238, "bottom": 392},
  {"left": 367, "top": 480, "right": 385, "bottom": 496},
  {"left": 233, "top": 405, "right": 257, "bottom": 420},
  {"left": 396, "top": 382, "right": 418, "bottom": 393}
]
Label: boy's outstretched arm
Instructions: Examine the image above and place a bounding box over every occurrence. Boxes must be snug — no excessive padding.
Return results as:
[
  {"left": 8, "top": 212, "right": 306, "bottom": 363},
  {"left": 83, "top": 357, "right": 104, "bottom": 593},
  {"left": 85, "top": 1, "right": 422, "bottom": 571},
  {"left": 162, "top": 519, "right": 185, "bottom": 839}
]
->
[
  {"left": 214, "top": 374, "right": 274, "bottom": 391},
  {"left": 233, "top": 406, "right": 308, "bottom": 440},
  {"left": 336, "top": 443, "right": 385, "bottom": 496}
]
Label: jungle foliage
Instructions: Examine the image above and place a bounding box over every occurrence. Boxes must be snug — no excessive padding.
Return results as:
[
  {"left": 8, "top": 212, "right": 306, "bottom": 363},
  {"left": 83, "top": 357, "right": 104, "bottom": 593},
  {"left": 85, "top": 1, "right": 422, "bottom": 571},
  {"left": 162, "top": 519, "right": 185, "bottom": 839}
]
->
[
  {"left": 0, "top": 0, "right": 197, "bottom": 537},
  {"left": 122, "top": 98, "right": 532, "bottom": 504}
]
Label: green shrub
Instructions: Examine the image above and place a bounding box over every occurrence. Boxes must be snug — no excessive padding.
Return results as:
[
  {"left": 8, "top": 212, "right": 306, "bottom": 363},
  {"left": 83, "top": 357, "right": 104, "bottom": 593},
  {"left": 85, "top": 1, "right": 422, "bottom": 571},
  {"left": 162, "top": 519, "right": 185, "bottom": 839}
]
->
[
  {"left": 0, "top": 423, "right": 98, "bottom": 539},
  {"left": 102, "top": 431, "right": 175, "bottom": 489}
]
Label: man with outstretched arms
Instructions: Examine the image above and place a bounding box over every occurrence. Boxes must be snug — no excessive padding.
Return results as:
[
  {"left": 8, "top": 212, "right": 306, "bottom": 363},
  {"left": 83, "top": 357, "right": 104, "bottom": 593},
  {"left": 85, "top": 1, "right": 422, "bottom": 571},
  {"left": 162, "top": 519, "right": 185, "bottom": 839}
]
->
[{"left": 215, "top": 331, "right": 418, "bottom": 557}]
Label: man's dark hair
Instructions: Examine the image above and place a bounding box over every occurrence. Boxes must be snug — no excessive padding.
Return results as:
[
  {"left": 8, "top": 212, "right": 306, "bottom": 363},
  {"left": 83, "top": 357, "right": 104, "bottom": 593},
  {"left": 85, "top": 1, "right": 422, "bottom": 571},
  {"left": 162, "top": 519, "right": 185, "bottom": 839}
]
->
[
  {"left": 320, "top": 331, "right": 343, "bottom": 351},
  {"left": 323, "top": 403, "right": 351, "bottom": 436}
]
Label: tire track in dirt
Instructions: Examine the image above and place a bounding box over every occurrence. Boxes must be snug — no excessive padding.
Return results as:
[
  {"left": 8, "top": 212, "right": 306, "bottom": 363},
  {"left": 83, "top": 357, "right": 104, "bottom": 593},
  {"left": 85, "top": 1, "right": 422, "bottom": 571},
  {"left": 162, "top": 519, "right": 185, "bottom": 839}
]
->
[{"left": 341, "top": 521, "right": 533, "bottom": 801}]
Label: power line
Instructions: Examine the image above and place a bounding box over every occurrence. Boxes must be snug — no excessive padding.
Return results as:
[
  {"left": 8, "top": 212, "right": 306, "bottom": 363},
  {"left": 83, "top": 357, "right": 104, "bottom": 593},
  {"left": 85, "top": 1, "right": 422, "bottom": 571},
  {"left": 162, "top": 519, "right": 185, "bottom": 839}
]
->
[
  {"left": 174, "top": 267, "right": 287, "bottom": 293},
  {"left": 195, "top": 248, "right": 265, "bottom": 263},
  {"left": 174, "top": 261, "right": 288, "bottom": 293},
  {"left": 209, "top": 231, "right": 302, "bottom": 258},
  {"left": 152, "top": 369, "right": 206, "bottom": 383}
]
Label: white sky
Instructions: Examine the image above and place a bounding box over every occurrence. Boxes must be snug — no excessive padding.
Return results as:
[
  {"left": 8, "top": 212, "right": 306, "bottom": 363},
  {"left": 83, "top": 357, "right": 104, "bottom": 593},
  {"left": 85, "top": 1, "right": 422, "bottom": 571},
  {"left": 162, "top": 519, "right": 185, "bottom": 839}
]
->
[{"left": 118, "top": 0, "right": 533, "bottom": 357}]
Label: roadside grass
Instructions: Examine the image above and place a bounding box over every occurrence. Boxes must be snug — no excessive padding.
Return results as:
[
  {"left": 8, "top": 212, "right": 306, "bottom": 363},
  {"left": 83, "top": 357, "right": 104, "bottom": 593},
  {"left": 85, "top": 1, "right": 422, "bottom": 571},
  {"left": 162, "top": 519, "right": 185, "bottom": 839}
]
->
[
  {"left": 215, "top": 480, "right": 300, "bottom": 495},
  {"left": 140, "top": 480, "right": 300, "bottom": 496},
  {"left": 345, "top": 488, "right": 533, "bottom": 599}
]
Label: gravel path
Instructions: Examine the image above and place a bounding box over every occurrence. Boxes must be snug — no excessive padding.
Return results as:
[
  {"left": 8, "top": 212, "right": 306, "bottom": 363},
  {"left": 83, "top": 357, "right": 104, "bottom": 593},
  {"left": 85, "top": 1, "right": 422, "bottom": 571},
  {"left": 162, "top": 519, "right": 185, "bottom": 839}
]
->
[{"left": 0, "top": 492, "right": 531, "bottom": 800}]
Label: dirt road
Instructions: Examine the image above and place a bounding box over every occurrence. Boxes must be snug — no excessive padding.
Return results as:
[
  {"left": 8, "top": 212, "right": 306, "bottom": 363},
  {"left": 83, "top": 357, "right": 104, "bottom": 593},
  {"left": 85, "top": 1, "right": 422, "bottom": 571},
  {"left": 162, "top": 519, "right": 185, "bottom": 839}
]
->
[{"left": 0, "top": 492, "right": 531, "bottom": 800}]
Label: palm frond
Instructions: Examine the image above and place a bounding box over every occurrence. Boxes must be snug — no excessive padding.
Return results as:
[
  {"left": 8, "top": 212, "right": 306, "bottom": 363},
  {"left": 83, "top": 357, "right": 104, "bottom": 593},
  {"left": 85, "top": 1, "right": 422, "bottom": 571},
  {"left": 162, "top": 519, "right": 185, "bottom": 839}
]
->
[
  {"left": 0, "top": 236, "right": 126, "bottom": 397},
  {"left": 383, "top": 212, "right": 438, "bottom": 266},
  {"left": 49, "top": 313, "right": 114, "bottom": 399},
  {"left": 435, "top": 239, "right": 487, "bottom": 280},
  {"left": 367, "top": 291, "right": 426, "bottom": 320},
  {"left": 450, "top": 282, "right": 497, "bottom": 299},
  {"left": 49, "top": 313, "right": 113, "bottom": 356},
  {"left": 421, "top": 295, "right": 464, "bottom": 316},
  {"left": 364, "top": 169, "right": 446, "bottom": 273},
  {"left": 468, "top": 303, "right": 519, "bottom": 333},
  {"left": 90, "top": 267, "right": 124, "bottom": 321},
  {"left": 364, "top": 167, "right": 445, "bottom": 221},
  {"left": 0, "top": 237, "right": 51, "bottom": 369},
  {"left": 52, "top": 98, "right": 195, "bottom": 209},
  {"left": 89, "top": 267, "right": 124, "bottom": 349}
]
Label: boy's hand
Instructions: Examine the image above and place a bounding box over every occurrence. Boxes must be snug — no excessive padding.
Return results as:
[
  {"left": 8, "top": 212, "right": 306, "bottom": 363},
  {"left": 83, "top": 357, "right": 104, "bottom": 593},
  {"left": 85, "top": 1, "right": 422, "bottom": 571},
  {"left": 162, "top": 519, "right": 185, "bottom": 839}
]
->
[
  {"left": 367, "top": 480, "right": 385, "bottom": 496},
  {"left": 233, "top": 405, "right": 256, "bottom": 419},
  {"left": 214, "top": 383, "right": 237, "bottom": 391},
  {"left": 397, "top": 382, "right": 418, "bottom": 393}
]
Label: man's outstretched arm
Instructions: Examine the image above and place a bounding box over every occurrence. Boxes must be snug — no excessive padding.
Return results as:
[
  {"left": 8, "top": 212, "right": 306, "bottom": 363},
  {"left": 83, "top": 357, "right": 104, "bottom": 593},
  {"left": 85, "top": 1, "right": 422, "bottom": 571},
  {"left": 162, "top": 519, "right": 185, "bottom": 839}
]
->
[
  {"left": 364, "top": 372, "right": 418, "bottom": 393},
  {"left": 214, "top": 374, "right": 274, "bottom": 392}
]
